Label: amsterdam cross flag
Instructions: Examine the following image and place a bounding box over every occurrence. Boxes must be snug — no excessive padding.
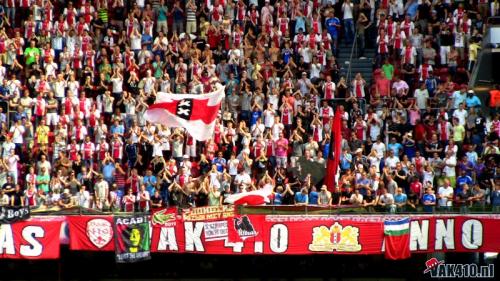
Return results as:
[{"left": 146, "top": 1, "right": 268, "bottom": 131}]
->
[{"left": 145, "top": 84, "right": 225, "bottom": 141}]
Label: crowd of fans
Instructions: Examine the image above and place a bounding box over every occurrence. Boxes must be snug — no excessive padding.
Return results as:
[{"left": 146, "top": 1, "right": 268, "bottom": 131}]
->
[{"left": 0, "top": 0, "right": 498, "bottom": 214}]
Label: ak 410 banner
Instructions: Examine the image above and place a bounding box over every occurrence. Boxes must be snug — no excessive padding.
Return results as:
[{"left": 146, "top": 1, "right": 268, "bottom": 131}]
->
[
  {"left": 3, "top": 213, "right": 500, "bottom": 260},
  {"left": 151, "top": 213, "right": 500, "bottom": 255}
]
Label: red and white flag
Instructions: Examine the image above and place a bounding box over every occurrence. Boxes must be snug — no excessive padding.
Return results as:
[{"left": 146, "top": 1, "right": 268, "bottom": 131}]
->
[
  {"left": 145, "top": 85, "right": 225, "bottom": 141},
  {"left": 224, "top": 184, "right": 274, "bottom": 205}
]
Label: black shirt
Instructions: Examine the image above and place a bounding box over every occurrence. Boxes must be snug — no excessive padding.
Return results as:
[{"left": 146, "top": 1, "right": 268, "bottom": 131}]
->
[
  {"left": 456, "top": 191, "right": 472, "bottom": 206},
  {"left": 394, "top": 169, "right": 409, "bottom": 191},
  {"left": 2, "top": 182, "right": 15, "bottom": 196},
  {"left": 417, "top": 4, "right": 431, "bottom": 20},
  {"left": 11, "top": 191, "right": 24, "bottom": 207},
  {"left": 332, "top": 191, "right": 342, "bottom": 205},
  {"left": 440, "top": 31, "right": 454, "bottom": 46},
  {"left": 151, "top": 194, "right": 162, "bottom": 206},
  {"left": 72, "top": 161, "right": 83, "bottom": 177}
]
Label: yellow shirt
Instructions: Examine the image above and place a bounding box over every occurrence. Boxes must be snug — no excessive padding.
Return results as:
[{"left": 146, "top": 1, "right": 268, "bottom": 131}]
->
[
  {"left": 36, "top": 125, "right": 50, "bottom": 144},
  {"left": 453, "top": 125, "right": 465, "bottom": 142},
  {"left": 468, "top": 43, "right": 481, "bottom": 61}
]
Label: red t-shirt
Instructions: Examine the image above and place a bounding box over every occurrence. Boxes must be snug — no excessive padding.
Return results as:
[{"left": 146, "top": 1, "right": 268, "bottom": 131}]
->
[
  {"left": 414, "top": 124, "right": 427, "bottom": 142},
  {"left": 376, "top": 78, "right": 390, "bottom": 97}
]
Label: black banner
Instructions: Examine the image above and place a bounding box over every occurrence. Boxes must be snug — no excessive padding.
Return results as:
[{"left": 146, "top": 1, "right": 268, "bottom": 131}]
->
[
  {"left": 0, "top": 206, "right": 30, "bottom": 224},
  {"left": 113, "top": 215, "right": 151, "bottom": 263}
]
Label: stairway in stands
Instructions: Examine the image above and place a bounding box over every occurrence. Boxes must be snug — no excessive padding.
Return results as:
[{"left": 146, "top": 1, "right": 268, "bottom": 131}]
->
[{"left": 336, "top": 41, "right": 375, "bottom": 85}]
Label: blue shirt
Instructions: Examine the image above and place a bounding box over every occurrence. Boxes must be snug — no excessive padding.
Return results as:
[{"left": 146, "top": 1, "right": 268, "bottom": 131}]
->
[
  {"left": 323, "top": 143, "right": 330, "bottom": 160},
  {"left": 407, "top": 3, "right": 419, "bottom": 19},
  {"left": 492, "top": 190, "right": 500, "bottom": 206},
  {"left": 295, "top": 16, "right": 306, "bottom": 34},
  {"left": 212, "top": 157, "right": 227, "bottom": 173},
  {"left": 340, "top": 153, "right": 352, "bottom": 170},
  {"left": 394, "top": 193, "right": 408, "bottom": 204},
  {"left": 309, "top": 191, "right": 319, "bottom": 205},
  {"left": 110, "top": 124, "right": 125, "bottom": 135},
  {"left": 282, "top": 49, "right": 292, "bottom": 64},
  {"left": 356, "top": 178, "right": 371, "bottom": 196},
  {"left": 465, "top": 95, "right": 481, "bottom": 108},
  {"left": 295, "top": 192, "right": 308, "bottom": 204},
  {"left": 102, "top": 163, "right": 115, "bottom": 180},
  {"left": 143, "top": 175, "right": 157, "bottom": 196},
  {"left": 388, "top": 143, "right": 403, "bottom": 155},
  {"left": 422, "top": 193, "right": 436, "bottom": 212},
  {"left": 141, "top": 34, "right": 153, "bottom": 50},
  {"left": 13, "top": 112, "right": 27, "bottom": 122},
  {"left": 250, "top": 111, "right": 262, "bottom": 127},
  {"left": 325, "top": 17, "right": 340, "bottom": 36},
  {"left": 456, "top": 175, "right": 473, "bottom": 190},
  {"left": 274, "top": 192, "right": 283, "bottom": 205}
]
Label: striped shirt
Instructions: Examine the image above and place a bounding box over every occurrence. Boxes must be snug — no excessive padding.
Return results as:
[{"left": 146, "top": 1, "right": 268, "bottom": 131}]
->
[
  {"left": 98, "top": 8, "right": 109, "bottom": 23},
  {"left": 186, "top": 7, "right": 196, "bottom": 22}
]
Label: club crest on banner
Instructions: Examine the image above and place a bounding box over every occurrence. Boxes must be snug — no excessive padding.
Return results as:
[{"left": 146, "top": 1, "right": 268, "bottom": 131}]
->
[
  {"left": 308, "top": 222, "right": 362, "bottom": 252},
  {"left": 176, "top": 99, "right": 193, "bottom": 120},
  {"left": 152, "top": 209, "right": 177, "bottom": 226},
  {"left": 86, "top": 218, "right": 113, "bottom": 249},
  {"left": 233, "top": 216, "right": 258, "bottom": 240}
]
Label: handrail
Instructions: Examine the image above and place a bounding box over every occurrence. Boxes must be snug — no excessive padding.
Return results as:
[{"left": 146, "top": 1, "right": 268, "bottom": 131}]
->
[{"left": 346, "top": 29, "right": 358, "bottom": 84}]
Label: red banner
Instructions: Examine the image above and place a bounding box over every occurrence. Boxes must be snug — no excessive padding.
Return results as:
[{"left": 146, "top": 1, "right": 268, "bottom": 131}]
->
[
  {"left": 151, "top": 215, "right": 500, "bottom": 255},
  {"left": 2, "top": 214, "right": 500, "bottom": 259},
  {"left": 67, "top": 216, "right": 115, "bottom": 251},
  {"left": 408, "top": 216, "right": 500, "bottom": 253},
  {"left": 0, "top": 218, "right": 62, "bottom": 259},
  {"left": 152, "top": 215, "right": 384, "bottom": 254}
]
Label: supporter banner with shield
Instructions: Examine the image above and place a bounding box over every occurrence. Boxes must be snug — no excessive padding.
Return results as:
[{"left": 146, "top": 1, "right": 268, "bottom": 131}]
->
[
  {"left": 67, "top": 216, "right": 115, "bottom": 251},
  {"left": 113, "top": 215, "right": 151, "bottom": 263}
]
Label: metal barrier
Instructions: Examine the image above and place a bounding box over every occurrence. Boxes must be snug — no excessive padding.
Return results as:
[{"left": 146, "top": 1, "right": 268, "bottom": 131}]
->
[
  {"left": 346, "top": 30, "right": 358, "bottom": 84},
  {"left": 23, "top": 204, "right": 500, "bottom": 216},
  {"left": 238, "top": 204, "right": 500, "bottom": 216},
  {"left": 324, "top": 97, "right": 367, "bottom": 115}
]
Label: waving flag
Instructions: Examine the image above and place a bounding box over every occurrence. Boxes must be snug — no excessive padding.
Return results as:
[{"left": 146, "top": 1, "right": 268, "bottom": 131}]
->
[
  {"left": 145, "top": 85, "right": 225, "bottom": 141},
  {"left": 384, "top": 218, "right": 411, "bottom": 260},
  {"left": 325, "top": 107, "right": 342, "bottom": 191},
  {"left": 224, "top": 184, "right": 274, "bottom": 205}
]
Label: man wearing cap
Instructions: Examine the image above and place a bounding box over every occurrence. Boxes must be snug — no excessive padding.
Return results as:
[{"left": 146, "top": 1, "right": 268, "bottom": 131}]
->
[
  {"left": 297, "top": 72, "right": 315, "bottom": 96},
  {"left": 465, "top": 90, "right": 481, "bottom": 109},
  {"left": 58, "top": 189, "right": 74, "bottom": 209}
]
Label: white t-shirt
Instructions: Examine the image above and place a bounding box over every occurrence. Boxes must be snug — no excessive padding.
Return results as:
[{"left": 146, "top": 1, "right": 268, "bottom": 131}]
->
[
  {"left": 111, "top": 77, "right": 123, "bottom": 93},
  {"left": 452, "top": 109, "right": 468, "bottom": 126},
  {"left": 443, "top": 156, "right": 457, "bottom": 177},
  {"left": 385, "top": 156, "right": 400, "bottom": 170},
  {"left": 9, "top": 125, "right": 25, "bottom": 144},
  {"left": 438, "top": 186, "right": 454, "bottom": 207},
  {"left": 415, "top": 89, "right": 429, "bottom": 110},
  {"left": 342, "top": 3, "right": 354, "bottom": 19},
  {"left": 130, "top": 34, "right": 141, "bottom": 50},
  {"left": 372, "top": 142, "right": 386, "bottom": 159},
  {"left": 228, "top": 159, "right": 240, "bottom": 176}
]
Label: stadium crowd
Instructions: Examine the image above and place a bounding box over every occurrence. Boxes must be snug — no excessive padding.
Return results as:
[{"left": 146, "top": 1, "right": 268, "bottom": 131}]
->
[{"left": 0, "top": 0, "right": 499, "bottom": 213}]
